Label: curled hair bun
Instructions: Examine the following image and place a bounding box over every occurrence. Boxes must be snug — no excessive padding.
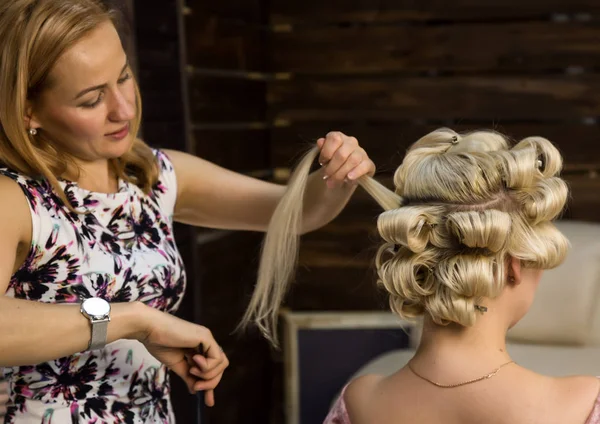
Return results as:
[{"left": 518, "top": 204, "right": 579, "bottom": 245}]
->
[
  {"left": 435, "top": 253, "right": 504, "bottom": 301},
  {"left": 514, "top": 136, "right": 564, "bottom": 178},
  {"left": 377, "top": 248, "right": 437, "bottom": 300},
  {"left": 374, "top": 130, "right": 569, "bottom": 328},
  {"left": 445, "top": 210, "right": 512, "bottom": 253},
  {"left": 500, "top": 136, "right": 563, "bottom": 190},
  {"left": 377, "top": 206, "right": 443, "bottom": 253},
  {"left": 509, "top": 220, "right": 569, "bottom": 269},
  {"left": 513, "top": 177, "right": 568, "bottom": 225},
  {"left": 378, "top": 244, "right": 505, "bottom": 327},
  {"left": 425, "top": 286, "right": 481, "bottom": 327}
]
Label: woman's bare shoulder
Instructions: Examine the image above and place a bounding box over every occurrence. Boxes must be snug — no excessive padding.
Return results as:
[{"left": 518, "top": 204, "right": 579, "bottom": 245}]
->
[
  {"left": 0, "top": 174, "right": 32, "bottom": 243},
  {"left": 344, "top": 374, "right": 385, "bottom": 422},
  {"left": 550, "top": 375, "right": 600, "bottom": 423}
]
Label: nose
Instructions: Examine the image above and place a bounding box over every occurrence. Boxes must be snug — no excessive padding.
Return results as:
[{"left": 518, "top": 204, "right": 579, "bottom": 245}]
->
[{"left": 108, "top": 86, "right": 136, "bottom": 122}]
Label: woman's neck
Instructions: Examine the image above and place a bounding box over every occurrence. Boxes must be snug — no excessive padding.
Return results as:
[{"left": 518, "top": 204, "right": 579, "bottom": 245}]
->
[
  {"left": 411, "top": 313, "right": 513, "bottom": 376},
  {"left": 63, "top": 159, "right": 119, "bottom": 193}
]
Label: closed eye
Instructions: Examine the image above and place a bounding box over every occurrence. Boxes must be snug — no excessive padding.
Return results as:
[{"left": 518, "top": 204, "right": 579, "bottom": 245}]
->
[
  {"left": 80, "top": 72, "right": 131, "bottom": 109},
  {"left": 81, "top": 92, "right": 104, "bottom": 109},
  {"left": 118, "top": 73, "right": 132, "bottom": 84}
]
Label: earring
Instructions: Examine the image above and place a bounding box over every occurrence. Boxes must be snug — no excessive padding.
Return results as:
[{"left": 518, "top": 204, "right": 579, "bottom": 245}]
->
[
  {"left": 28, "top": 128, "right": 37, "bottom": 136},
  {"left": 508, "top": 276, "right": 516, "bottom": 283}
]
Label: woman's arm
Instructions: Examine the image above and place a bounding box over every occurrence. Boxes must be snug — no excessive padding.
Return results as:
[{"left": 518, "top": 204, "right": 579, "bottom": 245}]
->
[
  {"left": 0, "top": 177, "right": 228, "bottom": 404},
  {"left": 0, "top": 176, "right": 140, "bottom": 365},
  {"left": 0, "top": 297, "right": 228, "bottom": 404},
  {"left": 167, "top": 131, "right": 375, "bottom": 233},
  {"left": 0, "top": 297, "right": 143, "bottom": 367}
]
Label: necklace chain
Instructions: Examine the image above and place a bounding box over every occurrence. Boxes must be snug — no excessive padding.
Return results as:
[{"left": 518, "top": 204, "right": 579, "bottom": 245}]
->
[{"left": 407, "top": 360, "right": 515, "bottom": 388}]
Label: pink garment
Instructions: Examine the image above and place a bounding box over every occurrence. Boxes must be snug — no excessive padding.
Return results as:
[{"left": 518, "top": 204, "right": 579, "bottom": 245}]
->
[
  {"left": 324, "top": 384, "right": 600, "bottom": 424},
  {"left": 588, "top": 392, "right": 600, "bottom": 424},
  {"left": 323, "top": 386, "right": 350, "bottom": 424}
]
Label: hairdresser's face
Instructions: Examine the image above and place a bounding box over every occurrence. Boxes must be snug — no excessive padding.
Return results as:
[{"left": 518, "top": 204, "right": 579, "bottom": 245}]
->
[{"left": 29, "top": 21, "right": 136, "bottom": 164}]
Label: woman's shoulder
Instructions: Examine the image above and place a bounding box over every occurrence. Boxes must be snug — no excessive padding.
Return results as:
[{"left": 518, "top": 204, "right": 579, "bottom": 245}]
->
[
  {"left": 0, "top": 166, "right": 47, "bottom": 195},
  {"left": 550, "top": 375, "right": 600, "bottom": 424},
  {"left": 0, "top": 167, "right": 55, "bottom": 211},
  {"left": 0, "top": 173, "right": 32, "bottom": 244},
  {"left": 0, "top": 166, "right": 32, "bottom": 185},
  {"left": 0, "top": 172, "right": 33, "bottom": 206},
  {"left": 554, "top": 375, "right": 600, "bottom": 403},
  {"left": 323, "top": 375, "right": 384, "bottom": 424},
  {"left": 342, "top": 374, "right": 386, "bottom": 423},
  {"left": 345, "top": 373, "right": 385, "bottom": 400},
  {"left": 152, "top": 148, "right": 175, "bottom": 170}
]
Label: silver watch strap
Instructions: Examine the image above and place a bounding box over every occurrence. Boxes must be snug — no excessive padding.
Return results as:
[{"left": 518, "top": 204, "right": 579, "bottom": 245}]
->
[{"left": 89, "top": 318, "right": 110, "bottom": 351}]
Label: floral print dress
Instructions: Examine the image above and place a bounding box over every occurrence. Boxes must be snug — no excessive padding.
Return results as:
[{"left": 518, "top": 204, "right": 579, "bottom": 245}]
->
[{"left": 0, "top": 151, "right": 186, "bottom": 424}]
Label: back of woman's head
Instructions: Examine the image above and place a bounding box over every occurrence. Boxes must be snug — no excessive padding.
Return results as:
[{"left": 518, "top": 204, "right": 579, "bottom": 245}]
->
[
  {"left": 0, "top": 0, "right": 155, "bottom": 203},
  {"left": 377, "top": 129, "right": 568, "bottom": 327},
  {"left": 241, "top": 128, "right": 569, "bottom": 345}
]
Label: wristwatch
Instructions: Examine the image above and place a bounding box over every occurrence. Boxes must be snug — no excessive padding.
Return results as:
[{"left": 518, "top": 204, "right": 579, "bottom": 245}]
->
[{"left": 80, "top": 297, "right": 111, "bottom": 351}]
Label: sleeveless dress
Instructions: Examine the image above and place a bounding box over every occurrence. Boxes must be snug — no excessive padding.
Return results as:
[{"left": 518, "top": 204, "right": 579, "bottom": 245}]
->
[
  {"left": 0, "top": 150, "right": 186, "bottom": 424},
  {"left": 324, "top": 384, "right": 600, "bottom": 424}
]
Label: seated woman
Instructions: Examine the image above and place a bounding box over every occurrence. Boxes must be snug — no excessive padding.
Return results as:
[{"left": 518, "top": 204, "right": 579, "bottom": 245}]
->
[{"left": 242, "top": 128, "right": 600, "bottom": 424}]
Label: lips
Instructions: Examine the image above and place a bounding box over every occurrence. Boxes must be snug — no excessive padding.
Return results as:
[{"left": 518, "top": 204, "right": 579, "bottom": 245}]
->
[
  {"left": 106, "top": 123, "right": 130, "bottom": 140},
  {"left": 106, "top": 124, "right": 129, "bottom": 136}
]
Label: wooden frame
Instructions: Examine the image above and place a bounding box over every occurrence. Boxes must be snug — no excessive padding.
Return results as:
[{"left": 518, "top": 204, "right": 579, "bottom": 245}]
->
[{"left": 280, "top": 310, "right": 420, "bottom": 424}]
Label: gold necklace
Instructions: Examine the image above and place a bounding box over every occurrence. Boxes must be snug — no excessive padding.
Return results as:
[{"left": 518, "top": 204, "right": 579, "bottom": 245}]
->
[{"left": 407, "top": 360, "right": 515, "bottom": 388}]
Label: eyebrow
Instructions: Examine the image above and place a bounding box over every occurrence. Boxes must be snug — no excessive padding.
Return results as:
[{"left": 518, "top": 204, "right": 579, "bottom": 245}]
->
[{"left": 74, "top": 61, "right": 129, "bottom": 100}]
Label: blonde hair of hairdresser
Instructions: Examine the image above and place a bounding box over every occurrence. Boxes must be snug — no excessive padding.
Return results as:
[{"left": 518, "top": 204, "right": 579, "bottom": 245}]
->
[
  {"left": 0, "top": 0, "right": 158, "bottom": 209},
  {"left": 241, "top": 128, "right": 569, "bottom": 346}
]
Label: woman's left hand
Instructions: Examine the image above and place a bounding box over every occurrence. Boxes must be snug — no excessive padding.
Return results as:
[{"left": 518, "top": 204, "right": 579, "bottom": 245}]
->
[{"left": 317, "top": 131, "right": 376, "bottom": 189}]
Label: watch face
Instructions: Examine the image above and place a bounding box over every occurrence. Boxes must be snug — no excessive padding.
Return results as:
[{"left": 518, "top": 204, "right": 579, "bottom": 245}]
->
[{"left": 84, "top": 298, "right": 110, "bottom": 317}]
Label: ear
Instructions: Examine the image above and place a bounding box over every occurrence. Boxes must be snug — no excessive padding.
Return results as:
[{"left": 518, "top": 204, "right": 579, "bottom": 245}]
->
[
  {"left": 508, "top": 256, "right": 522, "bottom": 286},
  {"left": 24, "top": 101, "right": 42, "bottom": 131}
]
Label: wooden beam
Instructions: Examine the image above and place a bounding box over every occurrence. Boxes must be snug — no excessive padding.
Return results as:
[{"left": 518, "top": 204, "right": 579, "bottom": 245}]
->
[
  {"left": 268, "top": 76, "right": 600, "bottom": 121},
  {"left": 272, "top": 22, "right": 600, "bottom": 74},
  {"left": 271, "top": 0, "right": 600, "bottom": 25}
]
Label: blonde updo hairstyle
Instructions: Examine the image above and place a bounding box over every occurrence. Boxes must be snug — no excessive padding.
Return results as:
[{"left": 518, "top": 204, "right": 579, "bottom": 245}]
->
[
  {"left": 376, "top": 129, "right": 568, "bottom": 327},
  {"left": 241, "top": 128, "right": 569, "bottom": 346}
]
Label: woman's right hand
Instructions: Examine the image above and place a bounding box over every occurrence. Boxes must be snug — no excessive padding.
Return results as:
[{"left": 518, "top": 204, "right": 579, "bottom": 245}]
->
[{"left": 135, "top": 303, "right": 229, "bottom": 407}]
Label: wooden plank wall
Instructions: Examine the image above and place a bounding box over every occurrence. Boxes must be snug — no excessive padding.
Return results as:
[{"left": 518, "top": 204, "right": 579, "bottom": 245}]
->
[
  {"left": 268, "top": 1, "right": 600, "bottom": 319},
  {"left": 182, "top": 2, "right": 280, "bottom": 424},
  {"left": 184, "top": 0, "right": 271, "bottom": 172}
]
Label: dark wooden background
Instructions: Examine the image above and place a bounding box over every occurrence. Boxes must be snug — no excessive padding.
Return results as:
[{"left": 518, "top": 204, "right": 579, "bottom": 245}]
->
[{"left": 128, "top": 1, "right": 600, "bottom": 423}]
